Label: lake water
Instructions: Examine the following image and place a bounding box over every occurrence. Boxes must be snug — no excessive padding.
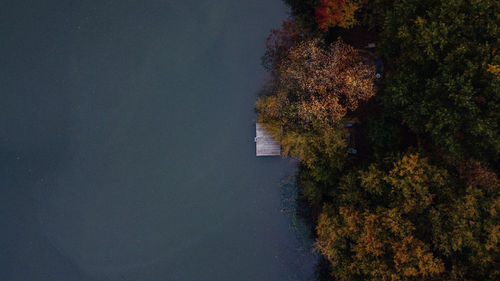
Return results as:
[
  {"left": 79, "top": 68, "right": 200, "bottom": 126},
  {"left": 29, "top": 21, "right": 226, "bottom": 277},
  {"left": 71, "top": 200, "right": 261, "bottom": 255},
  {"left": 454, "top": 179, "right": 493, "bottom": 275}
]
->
[{"left": 0, "top": 0, "right": 315, "bottom": 280}]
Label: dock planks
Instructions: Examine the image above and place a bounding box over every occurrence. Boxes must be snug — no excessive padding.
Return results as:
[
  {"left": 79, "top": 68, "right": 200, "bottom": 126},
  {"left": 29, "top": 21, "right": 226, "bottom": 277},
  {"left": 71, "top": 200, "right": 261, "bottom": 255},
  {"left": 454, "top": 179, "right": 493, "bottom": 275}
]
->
[{"left": 255, "top": 123, "right": 281, "bottom": 156}]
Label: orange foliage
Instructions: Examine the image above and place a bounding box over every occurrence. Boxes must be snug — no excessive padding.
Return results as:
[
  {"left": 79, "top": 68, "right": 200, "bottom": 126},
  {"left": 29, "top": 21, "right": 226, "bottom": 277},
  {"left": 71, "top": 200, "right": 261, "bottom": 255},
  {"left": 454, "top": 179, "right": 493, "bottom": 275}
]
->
[
  {"left": 486, "top": 63, "right": 500, "bottom": 79},
  {"left": 392, "top": 236, "right": 445, "bottom": 278},
  {"left": 317, "top": 153, "right": 499, "bottom": 279},
  {"left": 385, "top": 153, "right": 447, "bottom": 213},
  {"left": 276, "top": 39, "right": 375, "bottom": 129},
  {"left": 317, "top": 204, "right": 445, "bottom": 280},
  {"left": 315, "top": 0, "right": 358, "bottom": 31}
]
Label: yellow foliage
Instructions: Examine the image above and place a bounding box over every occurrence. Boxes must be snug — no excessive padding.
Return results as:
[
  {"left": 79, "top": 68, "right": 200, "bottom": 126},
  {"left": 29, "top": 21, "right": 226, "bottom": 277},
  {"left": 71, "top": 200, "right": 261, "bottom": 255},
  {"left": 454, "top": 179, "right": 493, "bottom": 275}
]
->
[
  {"left": 486, "top": 63, "right": 500, "bottom": 79},
  {"left": 317, "top": 203, "right": 445, "bottom": 281},
  {"left": 385, "top": 153, "right": 447, "bottom": 213}
]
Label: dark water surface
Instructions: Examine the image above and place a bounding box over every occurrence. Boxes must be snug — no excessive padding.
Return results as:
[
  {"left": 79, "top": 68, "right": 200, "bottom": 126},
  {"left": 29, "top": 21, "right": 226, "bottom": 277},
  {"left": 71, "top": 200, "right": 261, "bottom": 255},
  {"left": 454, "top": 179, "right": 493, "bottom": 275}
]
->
[{"left": 0, "top": 0, "right": 316, "bottom": 280}]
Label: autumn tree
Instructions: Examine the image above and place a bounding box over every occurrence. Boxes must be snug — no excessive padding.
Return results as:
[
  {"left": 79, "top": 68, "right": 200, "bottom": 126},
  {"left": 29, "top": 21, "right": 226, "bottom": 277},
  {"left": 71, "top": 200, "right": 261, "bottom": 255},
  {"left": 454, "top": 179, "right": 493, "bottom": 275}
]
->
[
  {"left": 258, "top": 38, "right": 375, "bottom": 131},
  {"left": 283, "top": 0, "right": 366, "bottom": 31},
  {"left": 257, "top": 38, "right": 375, "bottom": 165},
  {"left": 270, "top": 1, "right": 500, "bottom": 280},
  {"left": 316, "top": 153, "right": 500, "bottom": 280},
  {"left": 315, "top": 0, "right": 359, "bottom": 31}
]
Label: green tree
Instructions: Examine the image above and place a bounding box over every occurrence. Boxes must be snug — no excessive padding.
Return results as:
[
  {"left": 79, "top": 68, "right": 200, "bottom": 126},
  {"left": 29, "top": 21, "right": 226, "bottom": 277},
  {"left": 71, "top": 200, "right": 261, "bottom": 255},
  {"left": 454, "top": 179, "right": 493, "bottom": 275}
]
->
[
  {"left": 283, "top": 0, "right": 320, "bottom": 29},
  {"left": 378, "top": 0, "right": 500, "bottom": 161}
]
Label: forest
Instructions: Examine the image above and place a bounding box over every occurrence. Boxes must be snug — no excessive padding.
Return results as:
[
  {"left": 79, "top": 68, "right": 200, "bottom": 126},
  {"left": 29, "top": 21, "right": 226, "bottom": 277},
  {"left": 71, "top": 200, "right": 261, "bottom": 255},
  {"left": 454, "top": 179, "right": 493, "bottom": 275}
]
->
[{"left": 256, "top": 0, "right": 500, "bottom": 280}]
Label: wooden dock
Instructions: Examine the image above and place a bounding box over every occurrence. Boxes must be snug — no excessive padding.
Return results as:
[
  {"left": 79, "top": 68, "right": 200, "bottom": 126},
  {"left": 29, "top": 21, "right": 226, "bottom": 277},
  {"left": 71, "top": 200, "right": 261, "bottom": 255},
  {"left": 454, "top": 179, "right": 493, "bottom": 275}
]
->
[{"left": 255, "top": 123, "right": 281, "bottom": 156}]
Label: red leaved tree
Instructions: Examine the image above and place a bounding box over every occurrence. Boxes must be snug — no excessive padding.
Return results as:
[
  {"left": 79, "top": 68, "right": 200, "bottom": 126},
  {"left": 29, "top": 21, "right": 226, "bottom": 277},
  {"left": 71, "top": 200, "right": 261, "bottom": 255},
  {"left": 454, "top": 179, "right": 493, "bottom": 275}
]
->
[{"left": 315, "top": 0, "right": 359, "bottom": 31}]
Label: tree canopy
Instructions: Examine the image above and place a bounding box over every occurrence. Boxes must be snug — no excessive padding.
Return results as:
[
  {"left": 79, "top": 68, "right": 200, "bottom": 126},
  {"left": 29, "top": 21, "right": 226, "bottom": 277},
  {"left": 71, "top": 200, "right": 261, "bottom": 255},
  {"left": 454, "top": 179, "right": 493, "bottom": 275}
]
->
[
  {"left": 316, "top": 153, "right": 500, "bottom": 280},
  {"left": 379, "top": 0, "right": 500, "bottom": 161},
  {"left": 257, "top": 37, "right": 375, "bottom": 165},
  {"left": 256, "top": 0, "right": 500, "bottom": 279},
  {"left": 315, "top": 0, "right": 359, "bottom": 30}
]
